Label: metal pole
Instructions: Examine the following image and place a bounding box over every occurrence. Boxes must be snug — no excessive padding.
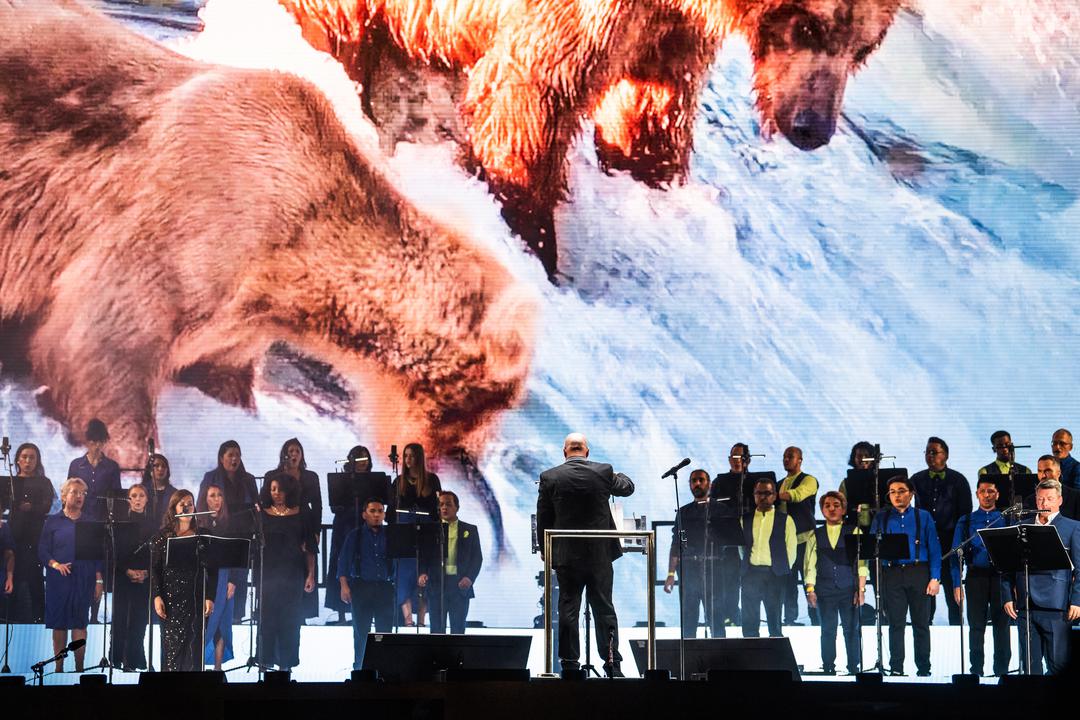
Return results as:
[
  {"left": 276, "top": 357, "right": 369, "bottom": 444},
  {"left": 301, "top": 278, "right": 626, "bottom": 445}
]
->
[
  {"left": 646, "top": 530, "right": 656, "bottom": 671},
  {"left": 544, "top": 531, "right": 553, "bottom": 674}
]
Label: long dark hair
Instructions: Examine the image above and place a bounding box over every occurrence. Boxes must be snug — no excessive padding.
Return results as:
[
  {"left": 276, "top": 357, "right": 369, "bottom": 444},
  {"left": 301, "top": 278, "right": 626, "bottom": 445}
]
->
[
  {"left": 398, "top": 442, "right": 435, "bottom": 499},
  {"left": 196, "top": 481, "right": 230, "bottom": 529},
  {"left": 346, "top": 445, "right": 372, "bottom": 474},
  {"left": 276, "top": 437, "right": 307, "bottom": 472},
  {"left": 161, "top": 489, "right": 195, "bottom": 535},
  {"left": 216, "top": 440, "right": 248, "bottom": 477},
  {"left": 147, "top": 453, "right": 171, "bottom": 486},
  {"left": 260, "top": 472, "right": 300, "bottom": 509},
  {"left": 13, "top": 442, "right": 45, "bottom": 478}
]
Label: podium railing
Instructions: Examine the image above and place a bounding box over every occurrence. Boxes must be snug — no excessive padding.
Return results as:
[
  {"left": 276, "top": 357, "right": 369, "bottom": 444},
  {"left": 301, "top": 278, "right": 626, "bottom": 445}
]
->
[{"left": 542, "top": 529, "right": 657, "bottom": 675}]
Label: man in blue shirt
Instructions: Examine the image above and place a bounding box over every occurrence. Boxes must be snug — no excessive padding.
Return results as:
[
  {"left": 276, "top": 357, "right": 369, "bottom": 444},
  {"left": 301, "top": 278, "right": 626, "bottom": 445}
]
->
[
  {"left": 338, "top": 498, "right": 395, "bottom": 670},
  {"left": 951, "top": 479, "right": 1009, "bottom": 676},
  {"left": 869, "top": 476, "right": 941, "bottom": 676},
  {"left": 1051, "top": 429, "right": 1079, "bottom": 490},
  {"left": 1002, "top": 479, "right": 1080, "bottom": 674}
]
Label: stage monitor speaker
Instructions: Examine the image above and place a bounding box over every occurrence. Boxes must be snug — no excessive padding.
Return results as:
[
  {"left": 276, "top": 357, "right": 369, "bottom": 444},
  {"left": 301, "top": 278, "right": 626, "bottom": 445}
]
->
[
  {"left": 362, "top": 633, "right": 532, "bottom": 682},
  {"left": 630, "top": 638, "right": 801, "bottom": 681},
  {"left": 138, "top": 670, "right": 227, "bottom": 688}
]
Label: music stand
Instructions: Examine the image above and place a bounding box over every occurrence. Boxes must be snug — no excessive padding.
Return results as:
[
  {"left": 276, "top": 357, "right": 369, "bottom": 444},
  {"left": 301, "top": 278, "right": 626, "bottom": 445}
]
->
[
  {"left": 76, "top": 512, "right": 133, "bottom": 681},
  {"left": 980, "top": 524, "right": 1072, "bottom": 674},
  {"left": 712, "top": 472, "right": 777, "bottom": 516},
  {"left": 387, "top": 517, "right": 439, "bottom": 632},
  {"left": 990, "top": 474, "right": 1038, "bottom": 510},
  {"left": 843, "top": 469, "right": 908, "bottom": 526},
  {"left": 166, "top": 534, "right": 250, "bottom": 672},
  {"left": 846, "top": 532, "right": 907, "bottom": 674}
]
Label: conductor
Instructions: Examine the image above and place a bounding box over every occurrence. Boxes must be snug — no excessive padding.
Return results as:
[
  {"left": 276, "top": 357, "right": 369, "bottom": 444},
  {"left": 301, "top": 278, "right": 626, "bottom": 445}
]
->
[{"left": 537, "top": 433, "right": 635, "bottom": 677}]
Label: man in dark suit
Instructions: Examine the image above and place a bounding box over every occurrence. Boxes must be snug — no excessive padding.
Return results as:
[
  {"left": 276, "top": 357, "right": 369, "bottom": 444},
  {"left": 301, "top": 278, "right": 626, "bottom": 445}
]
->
[
  {"left": 419, "top": 491, "right": 483, "bottom": 634},
  {"left": 910, "top": 436, "right": 971, "bottom": 625},
  {"left": 1024, "top": 455, "right": 1080, "bottom": 520},
  {"left": 537, "top": 433, "right": 635, "bottom": 677},
  {"left": 1002, "top": 479, "right": 1080, "bottom": 674}
]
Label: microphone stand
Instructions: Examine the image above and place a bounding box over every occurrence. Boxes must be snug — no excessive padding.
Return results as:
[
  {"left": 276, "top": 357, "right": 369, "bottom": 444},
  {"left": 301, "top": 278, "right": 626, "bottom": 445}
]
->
[
  {"left": 1, "top": 440, "right": 15, "bottom": 675},
  {"left": 85, "top": 495, "right": 121, "bottom": 682},
  {"left": 669, "top": 465, "right": 686, "bottom": 680},
  {"left": 31, "top": 641, "right": 83, "bottom": 685},
  {"left": 870, "top": 445, "right": 885, "bottom": 675},
  {"left": 942, "top": 511, "right": 1009, "bottom": 676}
]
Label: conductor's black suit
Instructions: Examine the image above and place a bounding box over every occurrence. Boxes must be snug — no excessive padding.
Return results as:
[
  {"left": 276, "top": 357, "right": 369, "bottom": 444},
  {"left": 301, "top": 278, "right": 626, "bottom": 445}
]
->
[{"left": 537, "top": 456, "right": 635, "bottom": 669}]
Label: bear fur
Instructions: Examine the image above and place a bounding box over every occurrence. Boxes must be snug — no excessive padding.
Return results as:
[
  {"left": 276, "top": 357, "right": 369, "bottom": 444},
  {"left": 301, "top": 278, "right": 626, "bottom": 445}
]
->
[
  {"left": 280, "top": 0, "right": 903, "bottom": 278},
  {"left": 0, "top": 0, "right": 537, "bottom": 477}
]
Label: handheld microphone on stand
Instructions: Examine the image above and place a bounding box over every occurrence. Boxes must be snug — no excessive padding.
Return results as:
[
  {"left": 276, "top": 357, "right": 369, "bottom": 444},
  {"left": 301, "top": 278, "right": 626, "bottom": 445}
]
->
[
  {"left": 661, "top": 458, "right": 690, "bottom": 479},
  {"left": 0, "top": 436, "right": 10, "bottom": 458}
]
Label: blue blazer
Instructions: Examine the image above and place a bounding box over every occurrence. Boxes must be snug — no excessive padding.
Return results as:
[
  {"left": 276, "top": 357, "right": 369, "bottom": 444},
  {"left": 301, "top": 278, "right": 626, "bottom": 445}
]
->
[{"left": 1001, "top": 514, "right": 1080, "bottom": 611}]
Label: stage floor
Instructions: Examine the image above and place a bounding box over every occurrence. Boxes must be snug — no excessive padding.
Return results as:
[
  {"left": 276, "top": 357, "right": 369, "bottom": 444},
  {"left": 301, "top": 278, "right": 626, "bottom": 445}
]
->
[{"left": 0, "top": 623, "right": 1017, "bottom": 684}]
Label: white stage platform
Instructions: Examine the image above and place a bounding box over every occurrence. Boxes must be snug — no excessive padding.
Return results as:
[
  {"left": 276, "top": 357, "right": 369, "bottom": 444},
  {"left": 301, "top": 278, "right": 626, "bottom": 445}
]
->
[{"left": 0, "top": 622, "right": 1018, "bottom": 684}]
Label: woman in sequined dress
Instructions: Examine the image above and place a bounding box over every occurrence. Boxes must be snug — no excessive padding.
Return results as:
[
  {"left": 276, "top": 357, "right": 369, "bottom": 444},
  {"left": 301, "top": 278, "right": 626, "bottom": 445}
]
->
[{"left": 152, "top": 489, "right": 216, "bottom": 671}]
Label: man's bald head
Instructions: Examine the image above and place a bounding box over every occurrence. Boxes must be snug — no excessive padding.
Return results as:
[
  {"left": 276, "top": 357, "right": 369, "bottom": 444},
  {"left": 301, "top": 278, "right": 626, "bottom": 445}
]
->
[{"left": 563, "top": 433, "right": 589, "bottom": 458}]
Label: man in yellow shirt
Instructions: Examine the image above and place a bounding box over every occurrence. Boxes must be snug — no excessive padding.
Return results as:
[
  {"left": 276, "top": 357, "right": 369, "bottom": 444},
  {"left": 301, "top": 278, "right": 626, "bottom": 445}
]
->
[
  {"left": 740, "top": 478, "right": 797, "bottom": 637},
  {"left": 418, "top": 491, "right": 483, "bottom": 634},
  {"left": 805, "top": 491, "right": 867, "bottom": 674},
  {"left": 777, "top": 446, "right": 818, "bottom": 625}
]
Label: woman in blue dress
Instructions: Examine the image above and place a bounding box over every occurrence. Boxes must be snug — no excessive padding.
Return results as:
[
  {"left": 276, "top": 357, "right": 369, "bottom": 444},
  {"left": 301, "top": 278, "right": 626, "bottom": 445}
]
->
[
  {"left": 198, "top": 482, "right": 239, "bottom": 669},
  {"left": 199, "top": 440, "right": 258, "bottom": 623},
  {"left": 390, "top": 443, "right": 440, "bottom": 627},
  {"left": 39, "top": 477, "right": 103, "bottom": 673}
]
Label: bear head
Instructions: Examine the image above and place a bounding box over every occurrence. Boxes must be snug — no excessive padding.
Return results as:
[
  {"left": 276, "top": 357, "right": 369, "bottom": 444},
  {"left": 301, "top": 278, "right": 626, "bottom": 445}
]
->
[{"left": 731, "top": 0, "right": 902, "bottom": 150}]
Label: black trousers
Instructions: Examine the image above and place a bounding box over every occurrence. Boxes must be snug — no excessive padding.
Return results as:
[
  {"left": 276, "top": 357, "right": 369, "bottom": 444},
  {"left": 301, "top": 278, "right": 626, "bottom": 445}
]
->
[
  {"left": 963, "top": 568, "right": 1010, "bottom": 675},
  {"left": 677, "top": 558, "right": 727, "bottom": 638},
  {"left": 741, "top": 566, "right": 784, "bottom": 638},
  {"left": 718, "top": 548, "right": 741, "bottom": 627},
  {"left": 348, "top": 579, "right": 394, "bottom": 670},
  {"left": 882, "top": 564, "right": 932, "bottom": 674},
  {"left": 427, "top": 573, "right": 471, "bottom": 634},
  {"left": 818, "top": 588, "right": 860, "bottom": 673},
  {"left": 932, "top": 570, "right": 963, "bottom": 626},
  {"left": 782, "top": 542, "right": 818, "bottom": 625},
  {"left": 110, "top": 578, "right": 150, "bottom": 670},
  {"left": 555, "top": 561, "right": 622, "bottom": 667}
]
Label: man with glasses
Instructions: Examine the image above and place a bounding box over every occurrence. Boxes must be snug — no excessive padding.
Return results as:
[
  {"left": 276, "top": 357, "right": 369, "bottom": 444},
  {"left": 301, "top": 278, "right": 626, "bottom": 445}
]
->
[
  {"left": 911, "top": 436, "right": 970, "bottom": 625},
  {"left": 1051, "top": 429, "right": 1079, "bottom": 490},
  {"left": 870, "top": 476, "right": 942, "bottom": 676},
  {"left": 739, "top": 478, "right": 796, "bottom": 638}
]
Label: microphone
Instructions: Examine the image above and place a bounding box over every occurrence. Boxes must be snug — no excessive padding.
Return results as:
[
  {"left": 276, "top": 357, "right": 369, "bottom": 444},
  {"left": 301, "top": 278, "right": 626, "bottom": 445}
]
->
[
  {"left": 748, "top": 453, "right": 766, "bottom": 459},
  {"left": 389, "top": 444, "right": 399, "bottom": 465},
  {"left": 147, "top": 437, "right": 155, "bottom": 458},
  {"left": 67, "top": 638, "right": 86, "bottom": 652},
  {"left": 1001, "top": 503, "right": 1024, "bottom": 516},
  {"left": 661, "top": 458, "right": 691, "bottom": 479},
  {"left": 0, "top": 436, "right": 9, "bottom": 457}
]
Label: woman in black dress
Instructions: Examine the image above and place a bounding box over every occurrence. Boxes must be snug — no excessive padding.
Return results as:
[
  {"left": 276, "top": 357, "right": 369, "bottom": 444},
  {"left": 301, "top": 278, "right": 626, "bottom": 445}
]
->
[
  {"left": 266, "top": 438, "right": 321, "bottom": 622},
  {"left": 152, "top": 490, "right": 216, "bottom": 672},
  {"left": 8, "top": 442, "right": 55, "bottom": 623},
  {"left": 257, "top": 475, "right": 314, "bottom": 670},
  {"left": 391, "top": 442, "right": 440, "bottom": 626},
  {"left": 110, "top": 483, "right": 156, "bottom": 671},
  {"left": 325, "top": 445, "right": 372, "bottom": 623}
]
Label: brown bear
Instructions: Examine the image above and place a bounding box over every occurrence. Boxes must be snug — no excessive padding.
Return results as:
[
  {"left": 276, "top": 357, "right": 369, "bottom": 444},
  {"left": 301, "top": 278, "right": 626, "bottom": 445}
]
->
[
  {"left": 280, "top": 0, "right": 902, "bottom": 278},
  {"left": 0, "top": 0, "right": 537, "bottom": 475}
]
